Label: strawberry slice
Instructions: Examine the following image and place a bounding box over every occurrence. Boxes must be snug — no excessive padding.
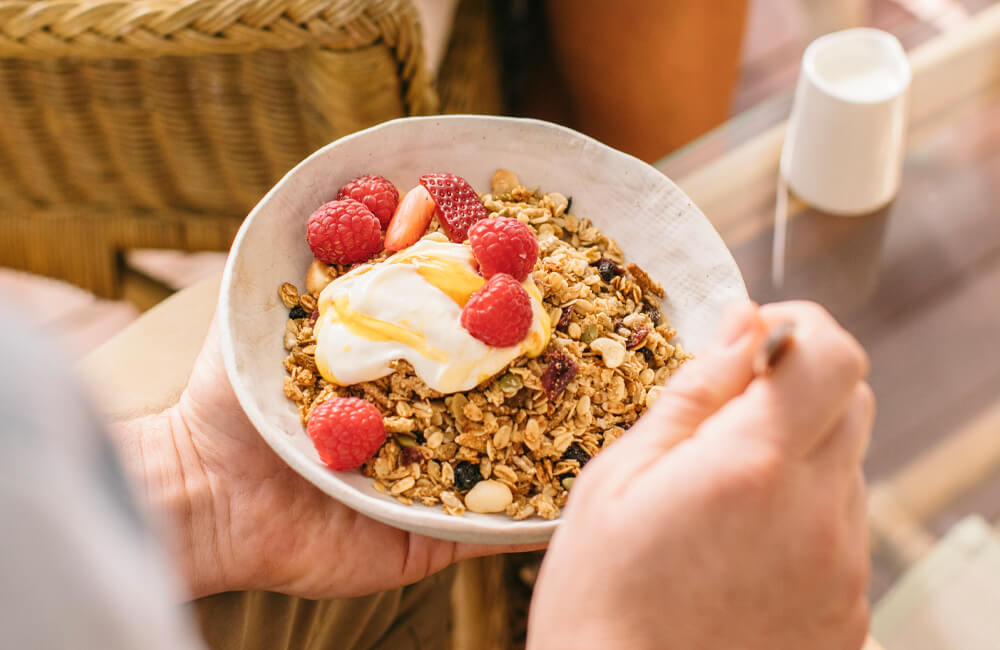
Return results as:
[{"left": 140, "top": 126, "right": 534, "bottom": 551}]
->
[
  {"left": 384, "top": 184, "right": 437, "bottom": 251},
  {"left": 418, "top": 173, "right": 489, "bottom": 243}
]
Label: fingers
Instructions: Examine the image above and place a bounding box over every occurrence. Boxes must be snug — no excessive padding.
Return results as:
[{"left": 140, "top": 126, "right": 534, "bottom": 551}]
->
[
  {"left": 700, "top": 302, "right": 869, "bottom": 460},
  {"left": 842, "top": 470, "right": 871, "bottom": 609},
  {"left": 622, "top": 301, "right": 763, "bottom": 453},
  {"left": 812, "top": 382, "right": 875, "bottom": 471},
  {"left": 454, "top": 541, "right": 548, "bottom": 561}
]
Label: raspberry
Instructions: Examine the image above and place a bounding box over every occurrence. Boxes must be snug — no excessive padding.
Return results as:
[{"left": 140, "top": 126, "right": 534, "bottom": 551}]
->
[
  {"left": 306, "top": 199, "right": 382, "bottom": 265},
  {"left": 468, "top": 217, "right": 539, "bottom": 282},
  {"left": 306, "top": 397, "right": 386, "bottom": 471},
  {"left": 336, "top": 174, "right": 399, "bottom": 229},
  {"left": 460, "top": 273, "right": 533, "bottom": 347},
  {"left": 418, "top": 173, "right": 489, "bottom": 242}
]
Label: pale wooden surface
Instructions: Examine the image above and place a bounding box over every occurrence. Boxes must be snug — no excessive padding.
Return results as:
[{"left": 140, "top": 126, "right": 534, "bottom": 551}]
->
[{"left": 872, "top": 517, "right": 1000, "bottom": 650}]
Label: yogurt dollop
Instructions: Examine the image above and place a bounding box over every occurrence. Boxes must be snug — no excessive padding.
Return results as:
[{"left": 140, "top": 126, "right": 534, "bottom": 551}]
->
[{"left": 314, "top": 233, "right": 551, "bottom": 394}]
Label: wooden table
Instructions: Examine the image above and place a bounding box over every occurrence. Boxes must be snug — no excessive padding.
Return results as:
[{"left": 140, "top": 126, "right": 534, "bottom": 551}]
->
[{"left": 657, "top": 3, "right": 1000, "bottom": 604}]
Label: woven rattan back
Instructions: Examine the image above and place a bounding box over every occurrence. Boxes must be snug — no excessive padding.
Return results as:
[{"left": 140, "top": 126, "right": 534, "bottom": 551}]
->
[
  {"left": 0, "top": 0, "right": 461, "bottom": 298},
  {"left": 0, "top": 0, "right": 436, "bottom": 215}
]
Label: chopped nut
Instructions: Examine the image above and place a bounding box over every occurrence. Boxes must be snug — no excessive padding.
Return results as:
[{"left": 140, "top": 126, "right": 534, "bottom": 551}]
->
[
  {"left": 306, "top": 259, "right": 337, "bottom": 295},
  {"left": 590, "top": 337, "right": 626, "bottom": 368},
  {"left": 464, "top": 480, "right": 513, "bottom": 513}
]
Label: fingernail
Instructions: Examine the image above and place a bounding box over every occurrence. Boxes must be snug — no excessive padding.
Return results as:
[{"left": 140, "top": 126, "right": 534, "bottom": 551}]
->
[{"left": 718, "top": 301, "right": 758, "bottom": 346}]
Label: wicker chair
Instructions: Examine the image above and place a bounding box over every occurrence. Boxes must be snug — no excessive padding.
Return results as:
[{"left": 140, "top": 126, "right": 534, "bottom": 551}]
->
[{"left": 0, "top": 0, "right": 500, "bottom": 306}]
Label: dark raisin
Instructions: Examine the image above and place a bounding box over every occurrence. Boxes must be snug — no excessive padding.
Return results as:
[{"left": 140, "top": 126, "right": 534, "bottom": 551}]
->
[
  {"left": 288, "top": 305, "right": 308, "bottom": 319},
  {"left": 640, "top": 347, "right": 655, "bottom": 363},
  {"left": 596, "top": 258, "right": 624, "bottom": 283},
  {"left": 541, "top": 350, "right": 578, "bottom": 400},
  {"left": 561, "top": 443, "right": 591, "bottom": 468},
  {"left": 642, "top": 302, "right": 661, "bottom": 325},
  {"left": 556, "top": 305, "right": 574, "bottom": 330},
  {"left": 454, "top": 461, "right": 483, "bottom": 491}
]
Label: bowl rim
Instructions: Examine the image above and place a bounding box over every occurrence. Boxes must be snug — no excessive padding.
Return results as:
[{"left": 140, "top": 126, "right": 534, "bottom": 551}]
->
[{"left": 218, "top": 114, "right": 747, "bottom": 543}]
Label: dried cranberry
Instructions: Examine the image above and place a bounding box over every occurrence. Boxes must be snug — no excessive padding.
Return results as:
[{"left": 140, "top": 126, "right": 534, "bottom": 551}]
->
[
  {"left": 541, "top": 350, "right": 578, "bottom": 400},
  {"left": 309, "top": 308, "right": 319, "bottom": 326},
  {"left": 561, "top": 443, "right": 590, "bottom": 468},
  {"left": 454, "top": 460, "right": 483, "bottom": 491},
  {"left": 556, "top": 305, "right": 574, "bottom": 330},
  {"left": 627, "top": 324, "right": 651, "bottom": 349},
  {"left": 288, "top": 305, "right": 308, "bottom": 320},
  {"left": 596, "top": 258, "right": 624, "bottom": 283},
  {"left": 401, "top": 446, "right": 425, "bottom": 465}
]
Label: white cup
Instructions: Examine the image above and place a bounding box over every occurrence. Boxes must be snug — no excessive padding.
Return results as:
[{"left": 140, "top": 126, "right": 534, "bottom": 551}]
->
[{"left": 781, "top": 28, "right": 911, "bottom": 216}]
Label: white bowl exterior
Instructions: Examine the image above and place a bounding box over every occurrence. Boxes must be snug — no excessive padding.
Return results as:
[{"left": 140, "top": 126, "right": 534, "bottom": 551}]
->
[{"left": 219, "top": 116, "right": 747, "bottom": 544}]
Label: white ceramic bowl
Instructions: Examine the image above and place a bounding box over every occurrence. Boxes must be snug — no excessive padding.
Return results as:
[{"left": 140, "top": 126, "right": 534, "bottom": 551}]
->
[{"left": 219, "top": 115, "right": 747, "bottom": 544}]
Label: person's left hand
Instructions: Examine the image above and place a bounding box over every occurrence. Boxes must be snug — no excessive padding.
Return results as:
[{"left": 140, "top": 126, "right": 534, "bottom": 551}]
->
[{"left": 126, "top": 318, "right": 537, "bottom": 600}]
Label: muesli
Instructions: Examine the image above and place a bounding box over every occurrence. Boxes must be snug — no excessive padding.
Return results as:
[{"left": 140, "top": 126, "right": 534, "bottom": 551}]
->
[{"left": 279, "top": 169, "right": 689, "bottom": 520}]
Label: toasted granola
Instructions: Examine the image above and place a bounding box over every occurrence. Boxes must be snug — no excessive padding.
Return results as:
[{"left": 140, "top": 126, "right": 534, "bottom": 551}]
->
[{"left": 279, "top": 171, "right": 690, "bottom": 520}]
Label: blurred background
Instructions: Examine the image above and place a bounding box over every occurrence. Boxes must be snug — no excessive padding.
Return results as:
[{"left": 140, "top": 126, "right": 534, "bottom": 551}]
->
[
  {"left": 0, "top": 0, "right": 995, "bottom": 357},
  {"left": 0, "top": 0, "right": 984, "bottom": 353}
]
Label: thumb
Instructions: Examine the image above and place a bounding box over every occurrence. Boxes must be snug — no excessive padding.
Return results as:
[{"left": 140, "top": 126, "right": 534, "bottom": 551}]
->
[{"left": 624, "top": 301, "right": 764, "bottom": 453}]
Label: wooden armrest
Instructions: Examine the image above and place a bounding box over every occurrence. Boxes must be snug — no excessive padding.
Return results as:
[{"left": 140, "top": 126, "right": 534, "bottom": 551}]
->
[{"left": 77, "top": 273, "right": 220, "bottom": 420}]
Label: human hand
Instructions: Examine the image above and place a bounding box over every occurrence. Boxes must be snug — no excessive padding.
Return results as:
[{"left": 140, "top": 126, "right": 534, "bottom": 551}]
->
[
  {"left": 124, "top": 318, "right": 538, "bottom": 600},
  {"left": 528, "top": 302, "right": 873, "bottom": 650}
]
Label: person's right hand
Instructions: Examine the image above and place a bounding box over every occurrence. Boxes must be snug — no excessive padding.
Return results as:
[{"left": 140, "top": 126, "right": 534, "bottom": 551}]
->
[{"left": 528, "top": 301, "right": 874, "bottom": 650}]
